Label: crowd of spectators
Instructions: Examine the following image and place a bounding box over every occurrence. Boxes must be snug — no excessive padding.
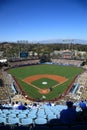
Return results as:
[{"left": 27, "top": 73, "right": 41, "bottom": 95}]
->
[
  {"left": 51, "top": 59, "right": 83, "bottom": 67},
  {"left": 9, "top": 59, "right": 39, "bottom": 68}
]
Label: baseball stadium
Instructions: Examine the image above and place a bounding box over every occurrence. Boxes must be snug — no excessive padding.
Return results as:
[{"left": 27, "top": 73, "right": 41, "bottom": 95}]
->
[
  {"left": 7, "top": 63, "right": 84, "bottom": 102},
  {"left": 0, "top": 49, "right": 87, "bottom": 130},
  {"left": 1, "top": 0, "right": 87, "bottom": 129}
]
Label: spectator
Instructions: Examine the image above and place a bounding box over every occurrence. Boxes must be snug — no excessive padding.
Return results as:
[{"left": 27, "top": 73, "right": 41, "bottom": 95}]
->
[
  {"left": 60, "top": 101, "right": 77, "bottom": 124},
  {"left": 85, "top": 99, "right": 87, "bottom": 105},
  {"left": 13, "top": 101, "right": 19, "bottom": 110},
  {"left": 79, "top": 100, "right": 87, "bottom": 110},
  {"left": 46, "top": 102, "right": 52, "bottom": 106},
  {"left": 0, "top": 103, "right": 4, "bottom": 109},
  {"left": 24, "top": 102, "right": 28, "bottom": 108},
  {"left": 23, "top": 102, "right": 29, "bottom": 110},
  {"left": 18, "top": 102, "right": 27, "bottom": 110},
  {"left": 32, "top": 103, "right": 38, "bottom": 109}
]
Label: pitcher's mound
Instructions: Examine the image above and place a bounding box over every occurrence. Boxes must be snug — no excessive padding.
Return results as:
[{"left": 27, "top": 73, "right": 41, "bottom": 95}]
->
[{"left": 39, "top": 89, "right": 50, "bottom": 94}]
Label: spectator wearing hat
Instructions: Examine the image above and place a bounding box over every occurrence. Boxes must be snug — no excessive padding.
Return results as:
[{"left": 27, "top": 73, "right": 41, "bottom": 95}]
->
[{"left": 79, "top": 100, "right": 87, "bottom": 110}]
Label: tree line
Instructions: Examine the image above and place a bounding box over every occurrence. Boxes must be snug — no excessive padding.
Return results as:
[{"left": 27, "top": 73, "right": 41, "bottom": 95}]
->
[{"left": 0, "top": 42, "right": 87, "bottom": 60}]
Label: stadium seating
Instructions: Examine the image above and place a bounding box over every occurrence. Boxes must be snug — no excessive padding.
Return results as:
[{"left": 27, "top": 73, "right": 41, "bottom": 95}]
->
[{"left": 0, "top": 102, "right": 86, "bottom": 130}]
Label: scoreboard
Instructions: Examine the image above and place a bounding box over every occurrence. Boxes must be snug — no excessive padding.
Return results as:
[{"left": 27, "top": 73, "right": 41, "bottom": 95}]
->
[{"left": 20, "top": 52, "right": 28, "bottom": 58}]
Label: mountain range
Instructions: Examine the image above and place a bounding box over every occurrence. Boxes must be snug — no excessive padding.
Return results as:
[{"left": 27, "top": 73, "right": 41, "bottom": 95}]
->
[{"left": 36, "top": 39, "right": 87, "bottom": 44}]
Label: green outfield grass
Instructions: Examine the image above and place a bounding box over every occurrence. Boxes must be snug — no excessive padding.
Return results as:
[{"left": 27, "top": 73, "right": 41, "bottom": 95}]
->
[{"left": 8, "top": 64, "right": 84, "bottom": 100}]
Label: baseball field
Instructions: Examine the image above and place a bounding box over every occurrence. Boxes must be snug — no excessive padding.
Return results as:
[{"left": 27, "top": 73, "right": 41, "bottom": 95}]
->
[{"left": 8, "top": 64, "right": 84, "bottom": 101}]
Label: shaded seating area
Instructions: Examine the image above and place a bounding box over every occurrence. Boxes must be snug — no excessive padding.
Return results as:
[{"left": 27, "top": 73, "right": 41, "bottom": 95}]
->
[{"left": 0, "top": 102, "right": 87, "bottom": 130}]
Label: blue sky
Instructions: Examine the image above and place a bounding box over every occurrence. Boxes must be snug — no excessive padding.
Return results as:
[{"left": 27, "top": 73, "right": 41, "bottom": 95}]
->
[{"left": 0, "top": 0, "right": 87, "bottom": 42}]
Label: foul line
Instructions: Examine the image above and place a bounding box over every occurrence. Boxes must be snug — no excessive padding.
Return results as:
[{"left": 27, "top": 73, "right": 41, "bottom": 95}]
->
[{"left": 22, "top": 78, "right": 68, "bottom": 91}]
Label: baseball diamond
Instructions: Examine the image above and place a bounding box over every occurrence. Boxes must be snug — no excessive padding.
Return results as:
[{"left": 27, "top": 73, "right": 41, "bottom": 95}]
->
[
  {"left": 23, "top": 74, "right": 68, "bottom": 94},
  {"left": 8, "top": 64, "right": 84, "bottom": 101}
]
